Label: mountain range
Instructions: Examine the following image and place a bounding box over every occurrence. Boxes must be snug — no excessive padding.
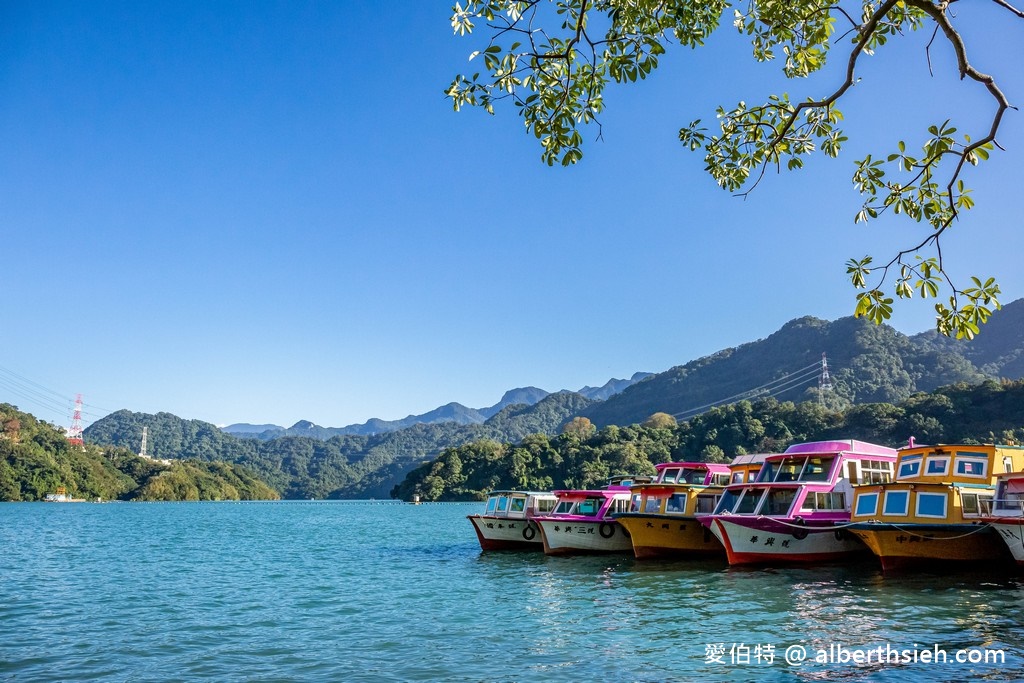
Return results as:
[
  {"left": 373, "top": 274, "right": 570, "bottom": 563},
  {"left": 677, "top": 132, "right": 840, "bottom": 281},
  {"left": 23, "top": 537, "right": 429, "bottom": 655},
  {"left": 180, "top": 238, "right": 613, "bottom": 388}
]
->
[
  {"left": 221, "top": 374, "right": 653, "bottom": 439},
  {"left": 83, "top": 299, "right": 1024, "bottom": 499}
]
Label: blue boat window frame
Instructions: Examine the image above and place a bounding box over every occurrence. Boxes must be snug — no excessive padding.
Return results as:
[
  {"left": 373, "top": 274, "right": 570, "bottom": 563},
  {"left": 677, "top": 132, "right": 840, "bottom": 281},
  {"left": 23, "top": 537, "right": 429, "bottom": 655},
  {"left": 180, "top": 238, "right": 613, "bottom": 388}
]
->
[
  {"left": 855, "top": 492, "right": 879, "bottom": 517},
  {"left": 915, "top": 492, "right": 948, "bottom": 519},
  {"left": 897, "top": 456, "right": 922, "bottom": 479},
  {"left": 883, "top": 490, "right": 910, "bottom": 516},
  {"left": 925, "top": 456, "right": 950, "bottom": 476},
  {"left": 954, "top": 455, "right": 988, "bottom": 479}
]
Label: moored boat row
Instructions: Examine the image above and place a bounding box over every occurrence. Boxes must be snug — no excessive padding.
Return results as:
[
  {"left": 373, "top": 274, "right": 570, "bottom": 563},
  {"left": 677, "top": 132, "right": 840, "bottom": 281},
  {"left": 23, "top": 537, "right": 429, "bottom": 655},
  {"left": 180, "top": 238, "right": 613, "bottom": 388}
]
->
[{"left": 467, "top": 438, "right": 1024, "bottom": 570}]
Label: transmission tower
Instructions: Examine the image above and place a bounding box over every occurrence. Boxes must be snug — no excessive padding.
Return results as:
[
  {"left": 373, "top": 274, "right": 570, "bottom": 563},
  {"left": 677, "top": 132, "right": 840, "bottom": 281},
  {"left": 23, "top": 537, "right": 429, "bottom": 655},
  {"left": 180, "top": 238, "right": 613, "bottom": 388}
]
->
[
  {"left": 139, "top": 426, "right": 148, "bottom": 459},
  {"left": 66, "top": 394, "right": 84, "bottom": 446},
  {"left": 818, "top": 353, "right": 833, "bottom": 405}
]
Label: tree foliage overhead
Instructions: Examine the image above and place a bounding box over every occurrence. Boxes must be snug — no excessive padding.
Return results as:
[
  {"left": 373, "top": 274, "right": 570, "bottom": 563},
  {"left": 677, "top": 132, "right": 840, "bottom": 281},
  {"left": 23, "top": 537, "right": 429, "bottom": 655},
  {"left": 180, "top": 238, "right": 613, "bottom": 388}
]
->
[{"left": 446, "top": 0, "right": 1019, "bottom": 338}]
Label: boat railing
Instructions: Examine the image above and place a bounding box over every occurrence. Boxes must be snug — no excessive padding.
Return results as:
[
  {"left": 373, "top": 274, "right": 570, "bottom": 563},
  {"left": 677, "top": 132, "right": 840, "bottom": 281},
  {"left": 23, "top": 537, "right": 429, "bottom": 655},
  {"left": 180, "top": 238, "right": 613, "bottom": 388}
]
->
[{"left": 981, "top": 497, "right": 1024, "bottom": 516}]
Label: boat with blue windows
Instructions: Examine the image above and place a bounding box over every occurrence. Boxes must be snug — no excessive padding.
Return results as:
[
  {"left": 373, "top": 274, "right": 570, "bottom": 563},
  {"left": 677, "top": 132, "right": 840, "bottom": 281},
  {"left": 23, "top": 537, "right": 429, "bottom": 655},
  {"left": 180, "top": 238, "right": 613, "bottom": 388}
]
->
[
  {"left": 468, "top": 490, "right": 558, "bottom": 551},
  {"left": 702, "top": 440, "right": 898, "bottom": 565},
  {"left": 848, "top": 442, "right": 1024, "bottom": 570},
  {"left": 614, "top": 461, "right": 732, "bottom": 559}
]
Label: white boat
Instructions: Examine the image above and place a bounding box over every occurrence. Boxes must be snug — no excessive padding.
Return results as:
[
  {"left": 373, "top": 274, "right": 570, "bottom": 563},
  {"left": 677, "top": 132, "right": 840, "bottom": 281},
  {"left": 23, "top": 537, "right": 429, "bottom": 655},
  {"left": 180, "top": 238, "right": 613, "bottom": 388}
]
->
[{"left": 468, "top": 490, "right": 557, "bottom": 551}]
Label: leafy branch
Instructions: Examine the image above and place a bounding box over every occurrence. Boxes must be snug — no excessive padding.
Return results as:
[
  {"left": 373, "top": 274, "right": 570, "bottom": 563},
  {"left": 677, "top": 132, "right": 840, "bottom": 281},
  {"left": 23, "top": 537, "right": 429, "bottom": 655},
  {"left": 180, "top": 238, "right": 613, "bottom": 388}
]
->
[{"left": 447, "top": 1, "right": 1019, "bottom": 337}]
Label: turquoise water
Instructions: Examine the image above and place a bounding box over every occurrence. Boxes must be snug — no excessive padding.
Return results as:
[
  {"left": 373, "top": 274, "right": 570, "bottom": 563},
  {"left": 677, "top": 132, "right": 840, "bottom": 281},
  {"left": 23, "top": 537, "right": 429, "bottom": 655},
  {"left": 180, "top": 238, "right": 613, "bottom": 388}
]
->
[{"left": 2, "top": 502, "right": 1023, "bottom": 682}]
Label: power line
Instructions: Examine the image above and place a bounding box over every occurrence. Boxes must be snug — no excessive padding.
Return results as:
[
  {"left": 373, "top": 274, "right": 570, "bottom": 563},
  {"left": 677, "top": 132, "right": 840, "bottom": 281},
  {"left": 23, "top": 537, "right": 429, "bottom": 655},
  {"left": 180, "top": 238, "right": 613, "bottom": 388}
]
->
[{"left": 669, "top": 358, "right": 826, "bottom": 421}]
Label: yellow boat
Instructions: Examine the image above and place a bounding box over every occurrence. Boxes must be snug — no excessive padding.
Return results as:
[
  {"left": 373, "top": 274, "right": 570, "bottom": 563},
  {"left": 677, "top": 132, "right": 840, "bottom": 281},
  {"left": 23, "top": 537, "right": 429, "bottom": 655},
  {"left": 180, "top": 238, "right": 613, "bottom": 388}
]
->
[
  {"left": 614, "top": 455, "right": 767, "bottom": 559},
  {"left": 848, "top": 442, "right": 1024, "bottom": 570}
]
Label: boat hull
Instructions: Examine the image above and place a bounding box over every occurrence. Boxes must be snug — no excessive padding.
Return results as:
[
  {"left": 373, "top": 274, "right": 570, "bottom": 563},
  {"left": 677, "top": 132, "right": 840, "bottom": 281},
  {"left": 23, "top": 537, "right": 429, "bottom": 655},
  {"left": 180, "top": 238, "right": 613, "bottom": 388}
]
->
[
  {"left": 616, "top": 514, "right": 722, "bottom": 559},
  {"left": 989, "top": 520, "right": 1024, "bottom": 566},
  {"left": 710, "top": 518, "right": 866, "bottom": 566},
  {"left": 536, "top": 519, "right": 633, "bottom": 555},
  {"left": 849, "top": 523, "right": 1013, "bottom": 570},
  {"left": 468, "top": 515, "right": 542, "bottom": 551}
]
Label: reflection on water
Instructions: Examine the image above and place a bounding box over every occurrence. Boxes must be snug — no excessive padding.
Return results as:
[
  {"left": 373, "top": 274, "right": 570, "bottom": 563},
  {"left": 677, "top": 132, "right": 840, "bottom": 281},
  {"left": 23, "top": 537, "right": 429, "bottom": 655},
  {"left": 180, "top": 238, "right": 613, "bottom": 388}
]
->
[{"left": 1, "top": 501, "right": 1023, "bottom": 682}]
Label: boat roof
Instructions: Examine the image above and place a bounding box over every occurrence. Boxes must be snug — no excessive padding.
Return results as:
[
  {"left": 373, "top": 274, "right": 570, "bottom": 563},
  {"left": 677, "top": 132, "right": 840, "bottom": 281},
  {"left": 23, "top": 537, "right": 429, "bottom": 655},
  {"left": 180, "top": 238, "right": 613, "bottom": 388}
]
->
[
  {"left": 551, "top": 488, "right": 630, "bottom": 498},
  {"left": 485, "top": 490, "right": 556, "bottom": 497},
  {"left": 781, "top": 439, "right": 897, "bottom": 458},
  {"left": 654, "top": 461, "right": 730, "bottom": 472},
  {"left": 729, "top": 453, "right": 772, "bottom": 466}
]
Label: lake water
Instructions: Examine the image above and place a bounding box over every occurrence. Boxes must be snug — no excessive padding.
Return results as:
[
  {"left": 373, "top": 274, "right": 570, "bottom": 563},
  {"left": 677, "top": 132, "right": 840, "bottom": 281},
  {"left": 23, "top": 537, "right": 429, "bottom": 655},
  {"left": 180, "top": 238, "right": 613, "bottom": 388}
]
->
[{"left": 2, "top": 501, "right": 1023, "bottom": 682}]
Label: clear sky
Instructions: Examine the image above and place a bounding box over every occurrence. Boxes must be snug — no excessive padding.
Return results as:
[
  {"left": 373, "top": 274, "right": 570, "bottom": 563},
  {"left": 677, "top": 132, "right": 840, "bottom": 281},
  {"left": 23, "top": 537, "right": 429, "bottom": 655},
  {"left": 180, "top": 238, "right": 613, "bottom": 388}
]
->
[{"left": 2, "top": 2, "right": 1021, "bottom": 431}]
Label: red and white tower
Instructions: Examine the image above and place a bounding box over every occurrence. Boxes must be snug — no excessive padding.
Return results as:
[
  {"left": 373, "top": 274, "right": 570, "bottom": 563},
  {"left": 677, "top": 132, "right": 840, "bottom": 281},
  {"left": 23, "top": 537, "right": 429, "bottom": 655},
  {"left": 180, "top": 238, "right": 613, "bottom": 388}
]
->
[{"left": 66, "top": 394, "right": 84, "bottom": 446}]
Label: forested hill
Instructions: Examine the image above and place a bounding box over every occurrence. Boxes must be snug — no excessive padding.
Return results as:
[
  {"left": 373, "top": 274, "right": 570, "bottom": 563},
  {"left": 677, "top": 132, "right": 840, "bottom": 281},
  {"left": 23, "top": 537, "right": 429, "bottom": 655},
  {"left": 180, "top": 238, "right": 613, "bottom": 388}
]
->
[
  {"left": 581, "top": 313, "right": 1001, "bottom": 428},
  {"left": 395, "top": 380, "right": 1024, "bottom": 502},
  {"left": 0, "top": 404, "right": 278, "bottom": 502},
  {"left": 83, "top": 391, "right": 595, "bottom": 499}
]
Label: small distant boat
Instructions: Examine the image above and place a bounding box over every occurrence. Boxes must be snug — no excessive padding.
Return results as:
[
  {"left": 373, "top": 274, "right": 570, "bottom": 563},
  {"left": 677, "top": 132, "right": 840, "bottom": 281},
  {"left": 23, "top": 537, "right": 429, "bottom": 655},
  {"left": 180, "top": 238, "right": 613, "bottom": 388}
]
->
[
  {"left": 43, "top": 486, "right": 83, "bottom": 503},
  {"left": 533, "top": 481, "right": 643, "bottom": 555},
  {"left": 703, "top": 440, "right": 898, "bottom": 565},
  {"left": 849, "top": 443, "right": 1024, "bottom": 570},
  {"left": 467, "top": 491, "right": 558, "bottom": 551},
  {"left": 982, "top": 471, "right": 1024, "bottom": 565},
  {"left": 614, "top": 461, "right": 732, "bottom": 559}
]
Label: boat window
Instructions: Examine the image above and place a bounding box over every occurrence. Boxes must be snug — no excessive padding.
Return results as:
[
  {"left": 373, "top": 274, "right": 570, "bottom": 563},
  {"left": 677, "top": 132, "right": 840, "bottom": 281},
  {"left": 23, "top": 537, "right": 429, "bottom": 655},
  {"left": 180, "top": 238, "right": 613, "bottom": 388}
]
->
[
  {"left": 577, "top": 497, "right": 603, "bottom": 516},
  {"left": 762, "top": 489, "right": 796, "bottom": 516},
  {"left": 712, "top": 473, "right": 730, "bottom": 486},
  {"left": 860, "top": 460, "right": 893, "bottom": 485},
  {"left": 659, "top": 467, "right": 681, "bottom": 483},
  {"left": 554, "top": 500, "right": 575, "bottom": 515},
  {"left": 811, "top": 492, "right": 846, "bottom": 511},
  {"left": 854, "top": 492, "right": 879, "bottom": 517},
  {"left": 534, "top": 498, "right": 556, "bottom": 514},
  {"left": 714, "top": 489, "right": 742, "bottom": 514},
  {"left": 960, "top": 492, "right": 991, "bottom": 517},
  {"left": 609, "top": 498, "right": 631, "bottom": 515},
  {"left": 799, "top": 457, "right": 834, "bottom": 482},
  {"left": 682, "top": 470, "right": 706, "bottom": 484},
  {"left": 486, "top": 497, "right": 497, "bottom": 514},
  {"left": 756, "top": 461, "right": 775, "bottom": 483},
  {"left": 696, "top": 494, "right": 718, "bottom": 514},
  {"left": 883, "top": 490, "right": 910, "bottom": 516},
  {"left": 954, "top": 457, "right": 988, "bottom": 478},
  {"left": 731, "top": 471, "right": 745, "bottom": 484},
  {"left": 916, "top": 492, "right": 947, "bottom": 518},
  {"left": 509, "top": 497, "right": 526, "bottom": 513},
  {"left": 643, "top": 497, "right": 661, "bottom": 513},
  {"left": 496, "top": 496, "right": 509, "bottom": 513},
  {"left": 735, "top": 489, "right": 764, "bottom": 514},
  {"left": 666, "top": 493, "right": 687, "bottom": 514},
  {"left": 994, "top": 490, "right": 1024, "bottom": 514},
  {"left": 897, "top": 457, "right": 922, "bottom": 479},
  {"left": 925, "top": 457, "right": 950, "bottom": 476},
  {"left": 773, "top": 457, "right": 807, "bottom": 482}
]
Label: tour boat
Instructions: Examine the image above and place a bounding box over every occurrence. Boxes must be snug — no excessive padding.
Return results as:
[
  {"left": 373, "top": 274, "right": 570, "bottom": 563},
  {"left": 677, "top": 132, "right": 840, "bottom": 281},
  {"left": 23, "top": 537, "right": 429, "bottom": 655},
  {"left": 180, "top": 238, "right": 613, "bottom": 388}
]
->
[
  {"left": 533, "top": 485, "right": 637, "bottom": 555},
  {"left": 615, "top": 461, "right": 731, "bottom": 559},
  {"left": 982, "top": 471, "right": 1024, "bottom": 565},
  {"left": 848, "top": 443, "right": 1024, "bottom": 570},
  {"left": 702, "top": 440, "right": 898, "bottom": 565},
  {"left": 468, "top": 490, "right": 558, "bottom": 551}
]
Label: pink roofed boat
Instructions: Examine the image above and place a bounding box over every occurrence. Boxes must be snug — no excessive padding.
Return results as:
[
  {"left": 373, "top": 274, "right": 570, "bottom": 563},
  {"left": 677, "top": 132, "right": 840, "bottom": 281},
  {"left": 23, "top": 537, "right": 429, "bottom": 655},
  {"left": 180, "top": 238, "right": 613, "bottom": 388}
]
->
[
  {"left": 702, "top": 440, "right": 897, "bottom": 565},
  {"left": 534, "top": 478, "right": 647, "bottom": 555}
]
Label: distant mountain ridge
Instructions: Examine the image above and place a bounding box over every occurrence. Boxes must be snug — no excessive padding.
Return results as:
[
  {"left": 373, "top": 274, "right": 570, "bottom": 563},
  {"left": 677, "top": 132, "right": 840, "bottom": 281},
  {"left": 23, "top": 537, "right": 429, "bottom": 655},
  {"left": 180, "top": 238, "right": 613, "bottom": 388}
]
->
[{"left": 221, "top": 374, "right": 653, "bottom": 440}]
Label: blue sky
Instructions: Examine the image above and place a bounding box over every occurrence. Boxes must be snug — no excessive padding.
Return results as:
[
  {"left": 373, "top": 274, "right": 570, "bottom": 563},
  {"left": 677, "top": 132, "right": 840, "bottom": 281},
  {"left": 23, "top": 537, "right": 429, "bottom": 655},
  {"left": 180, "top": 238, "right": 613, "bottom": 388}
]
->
[{"left": 2, "top": 2, "right": 1021, "bottom": 430}]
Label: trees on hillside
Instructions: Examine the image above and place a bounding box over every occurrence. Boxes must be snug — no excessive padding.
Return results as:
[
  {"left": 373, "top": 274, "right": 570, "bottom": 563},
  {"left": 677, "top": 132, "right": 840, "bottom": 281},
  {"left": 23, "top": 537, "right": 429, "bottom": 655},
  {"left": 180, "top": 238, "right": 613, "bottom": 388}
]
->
[{"left": 446, "top": 0, "right": 1018, "bottom": 337}]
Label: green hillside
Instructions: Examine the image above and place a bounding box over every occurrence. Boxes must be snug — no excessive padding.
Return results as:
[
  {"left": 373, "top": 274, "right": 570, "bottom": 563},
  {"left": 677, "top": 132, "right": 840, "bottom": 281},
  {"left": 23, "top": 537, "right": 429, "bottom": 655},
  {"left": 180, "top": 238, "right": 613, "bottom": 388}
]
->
[
  {"left": 397, "top": 380, "right": 1024, "bottom": 501},
  {"left": 0, "top": 404, "right": 278, "bottom": 502},
  {"left": 582, "top": 315, "right": 990, "bottom": 428},
  {"left": 83, "top": 391, "right": 595, "bottom": 499}
]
